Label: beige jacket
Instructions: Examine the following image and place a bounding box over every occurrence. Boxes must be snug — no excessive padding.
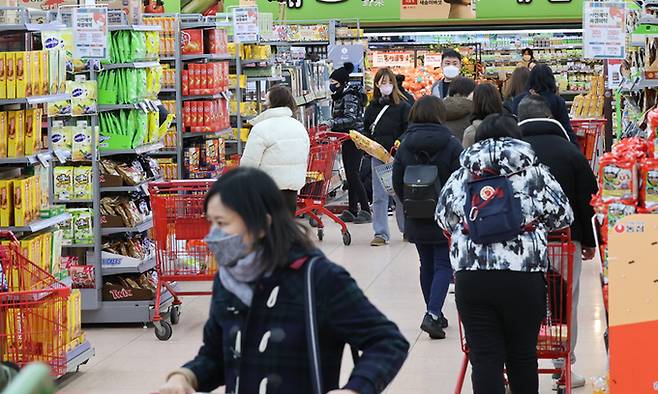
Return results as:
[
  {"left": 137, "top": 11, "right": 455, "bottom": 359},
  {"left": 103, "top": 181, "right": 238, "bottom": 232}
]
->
[{"left": 462, "top": 119, "right": 482, "bottom": 148}]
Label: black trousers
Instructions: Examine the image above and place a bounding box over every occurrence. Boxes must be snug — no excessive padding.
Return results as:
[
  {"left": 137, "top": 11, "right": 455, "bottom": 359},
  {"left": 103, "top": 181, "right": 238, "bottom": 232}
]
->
[
  {"left": 455, "top": 270, "right": 546, "bottom": 394},
  {"left": 281, "top": 190, "right": 297, "bottom": 216},
  {"left": 342, "top": 140, "right": 370, "bottom": 214}
]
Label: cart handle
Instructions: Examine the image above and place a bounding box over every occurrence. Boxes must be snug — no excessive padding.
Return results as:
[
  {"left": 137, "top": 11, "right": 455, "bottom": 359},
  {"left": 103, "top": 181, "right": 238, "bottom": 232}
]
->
[
  {"left": 0, "top": 231, "right": 18, "bottom": 242},
  {"left": 314, "top": 131, "right": 351, "bottom": 143}
]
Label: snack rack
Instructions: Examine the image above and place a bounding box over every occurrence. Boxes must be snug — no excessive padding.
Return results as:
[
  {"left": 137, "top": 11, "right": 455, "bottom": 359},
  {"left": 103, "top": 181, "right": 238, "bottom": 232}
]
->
[{"left": 0, "top": 7, "right": 94, "bottom": 376}]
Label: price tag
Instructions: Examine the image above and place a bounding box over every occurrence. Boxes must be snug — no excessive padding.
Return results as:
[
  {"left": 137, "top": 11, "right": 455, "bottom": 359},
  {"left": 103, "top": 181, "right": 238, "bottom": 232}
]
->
[
  {"left": 37, "top": 153, "right": 51, "bottom": 167},
  {"left": 53, "top": 149, "right": 69, "bottom": 163},
  {"left": 141, "top": 183, "right": 150, "bottom": 195},
  {"left": 138, "top": 102, "right": 148, "bottom": 113}
]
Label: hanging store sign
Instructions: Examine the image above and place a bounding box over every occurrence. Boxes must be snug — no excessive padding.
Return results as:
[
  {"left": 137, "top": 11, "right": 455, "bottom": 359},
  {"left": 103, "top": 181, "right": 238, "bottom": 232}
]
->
[
  {"left": 233, "top": 6, "right": 259, "bottom": 43},
  {"left": 72, "top": 6, "right": 108, "bottom": 59},
  {"left": 372, "top": 51, "right": 414, "bottom": 68},
  {"left": 583, "top": 1, "right": 626, "bottom": 60},
  {"left": 422, "top": 53, "right": 443, "bottom": 68}
]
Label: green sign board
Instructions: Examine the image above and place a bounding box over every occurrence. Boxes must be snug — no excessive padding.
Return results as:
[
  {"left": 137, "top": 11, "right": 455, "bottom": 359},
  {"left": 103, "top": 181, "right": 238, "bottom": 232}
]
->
[{"left": 211, "top": 0, "right": 583, "bottom": 24}]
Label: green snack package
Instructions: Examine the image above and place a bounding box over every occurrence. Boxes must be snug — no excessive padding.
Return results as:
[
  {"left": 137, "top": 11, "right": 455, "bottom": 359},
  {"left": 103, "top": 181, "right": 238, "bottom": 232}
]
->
[
  {"left": 131, "top": 31, "right": 146, "bottom": 61},
  {"left": 133, "top": 110, "right": 148, "bottom": 147},
  {"left": 135, "top": 69, "right": 147, "bottom": 101},
  {"left": 121, "top": 31, "right": 131, "bottom": 62},
  {"left": 98, "top": 70, "right": 117, "bottom": 104},
  {"left": 126, "top": 69, "right": 138, "bottom": 104}
]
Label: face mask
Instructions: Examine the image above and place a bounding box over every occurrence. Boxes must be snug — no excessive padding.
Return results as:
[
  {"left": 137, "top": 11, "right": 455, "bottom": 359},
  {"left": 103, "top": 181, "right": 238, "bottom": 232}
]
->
[
  {"left": 443, "top": 65, "right": 460, "bottom": 79},
  {"left": 205, "top": 226, "right": 248, "bottom": 267},
  {"left": 523, "top": 54, "right": 531, "bottom": 61},
  {"left": 329, "top": 83, "right": 340, "bottom": 93},
  {"left": 379, "top": 83, "right": 393, "bottom": 96}
]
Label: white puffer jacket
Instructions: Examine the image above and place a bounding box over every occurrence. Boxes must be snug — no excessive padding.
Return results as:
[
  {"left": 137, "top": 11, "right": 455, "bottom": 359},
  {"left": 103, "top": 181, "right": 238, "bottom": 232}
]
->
[{"left": 240, "top": 107, "right": 310, "bottom": 191}]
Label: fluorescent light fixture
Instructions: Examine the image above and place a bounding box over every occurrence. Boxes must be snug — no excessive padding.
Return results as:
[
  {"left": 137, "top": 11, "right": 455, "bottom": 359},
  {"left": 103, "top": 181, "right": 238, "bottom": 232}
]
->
[{"left": 364, "top": 28, "right": 583, "bottom": 37}]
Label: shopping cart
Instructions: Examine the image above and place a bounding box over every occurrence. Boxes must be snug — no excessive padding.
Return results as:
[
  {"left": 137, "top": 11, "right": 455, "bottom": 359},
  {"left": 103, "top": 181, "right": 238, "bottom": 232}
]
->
[
  {"left": 454, "top": 230, "right": 575, "bottom": 394},
  {"left": 297, "top": 131, "right": 353, "bottom": 246},
  {"left": 0, "top": 232, "right": 70, "bottom": 377},
  {"left": 149, "top": 180, "right": 216, "bottom": 340},
  {"left": 571, "top": 119, "right": 606, "bottom": 171}
]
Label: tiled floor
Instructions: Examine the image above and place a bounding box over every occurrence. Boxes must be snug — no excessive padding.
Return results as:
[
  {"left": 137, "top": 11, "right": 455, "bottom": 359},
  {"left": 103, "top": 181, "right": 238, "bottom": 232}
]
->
[{"left": 59, "top": 219, "right": 608, "bottom": 393}]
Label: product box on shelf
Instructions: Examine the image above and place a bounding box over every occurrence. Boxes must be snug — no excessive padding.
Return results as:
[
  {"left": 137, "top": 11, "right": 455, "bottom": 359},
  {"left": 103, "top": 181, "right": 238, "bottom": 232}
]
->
[
  {"left": 0, "top": 179, "right": 12, "bottom": 227},
  {"left": 7, "top": 110, "right": 24, "bottom": 157},
  {"left": 72, "top": 121, "right": 93, "bottom": 161},
  {"left": 69, "top": 265, "right": 95, "bottom": 289},
  {"left": 71, "top": 208, "right": 93, "bottom": 244},
  {"left": 24, "top": 108, "right": 41, "bottom": 155},
  {"left": 5, "top": 52, "right": 15, "bottom": 99},
  {"left": 39, "top": 51, "right": 48, "bottom": 96},
  {"left": 0, "top": 53, "right": 5, "bottom": 99},
  {"left": 54, "top": 166, "right": 74, "bottom": 201},
  {"left": 0, "top": 111, "right": 7, "bottom": 157},
  {"left": 181, "top": 29, "right": 204, "bottom": 55},
  {"left": 73, "top": 166, "right": 93, "bottom": 200},
  {"left": 15, "top": 51, "right": 26, "bottom": 98}
]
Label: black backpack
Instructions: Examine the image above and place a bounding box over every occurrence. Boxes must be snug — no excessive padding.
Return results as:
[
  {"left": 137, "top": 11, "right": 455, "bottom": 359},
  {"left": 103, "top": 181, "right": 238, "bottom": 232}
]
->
[{"left": 403, "top": 151, "right": 445, "bottom": 219}]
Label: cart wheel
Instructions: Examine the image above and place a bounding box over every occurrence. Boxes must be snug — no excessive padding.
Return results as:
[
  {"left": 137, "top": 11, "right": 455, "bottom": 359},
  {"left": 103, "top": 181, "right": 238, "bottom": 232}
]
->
[
  {"left": 170, "top": 306, "right": 181, "bottom": 325},
  {"left": 155, "top": 321, "right": 173, "bottom": 341},
  {"left": 556, "top": 387, "right": 566, "bottom": 394},
  {"left": 342, "top": 231, "right": 351, "bottom": 246},
  {"left": 317, "top": 229, "right": 324, "bottom": 241}
]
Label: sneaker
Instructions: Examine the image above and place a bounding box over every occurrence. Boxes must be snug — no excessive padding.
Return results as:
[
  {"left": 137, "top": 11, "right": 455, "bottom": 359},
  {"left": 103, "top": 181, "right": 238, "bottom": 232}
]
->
[
  {"left": 449, "top": 283, "right": 455, "bottom": 294},
  {"left": 552, "top": 372, "right": 586, "bottom": 388},
  {"left": 339, "top": 210, "right": 356, "bottom": 223},
  {"left": 370, "top": 235, "right": 387, "bottom": 246},
  {"left": 353, "top": 210, "right": 372, "bottom": 224},
  {"left": 420, "top": 314, "right": 446, "bottom": 339},
  {"left": 438, "top": 314, "right": 449, "bottom": 329}
]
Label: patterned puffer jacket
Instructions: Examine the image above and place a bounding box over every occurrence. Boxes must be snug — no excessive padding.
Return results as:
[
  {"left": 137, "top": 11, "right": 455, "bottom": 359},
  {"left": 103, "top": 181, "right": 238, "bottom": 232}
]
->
[{"left": 435, "top": 137, "right": 574, "bottom": 273}]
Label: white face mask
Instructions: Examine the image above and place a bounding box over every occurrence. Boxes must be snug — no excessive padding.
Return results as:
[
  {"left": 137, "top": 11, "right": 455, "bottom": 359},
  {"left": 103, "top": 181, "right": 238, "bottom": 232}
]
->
[
  {"left": 443, "top": 65, "right": 460, "bottom": 80},
  {"left": 379, "top": 83, "right": 393, "bottom": 96}
]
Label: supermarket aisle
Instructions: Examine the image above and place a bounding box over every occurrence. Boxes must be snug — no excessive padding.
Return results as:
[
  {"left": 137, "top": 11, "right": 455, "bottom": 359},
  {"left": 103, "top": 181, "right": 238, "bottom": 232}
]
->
[{"left": 59, "top": 220, "right": 607, "bottom": 394}]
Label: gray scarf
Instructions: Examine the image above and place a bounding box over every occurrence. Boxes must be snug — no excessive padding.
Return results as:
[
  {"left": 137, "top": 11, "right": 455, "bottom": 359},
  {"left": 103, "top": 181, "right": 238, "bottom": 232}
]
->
[{"left": 219, "top": 251, "right": 266, "bottom": 306}]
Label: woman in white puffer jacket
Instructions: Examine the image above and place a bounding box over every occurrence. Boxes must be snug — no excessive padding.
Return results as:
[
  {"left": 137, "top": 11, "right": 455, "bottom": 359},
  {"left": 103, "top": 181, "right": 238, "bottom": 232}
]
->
[{"left": 240, "top": 85, "right": 310, "bottom": 215}]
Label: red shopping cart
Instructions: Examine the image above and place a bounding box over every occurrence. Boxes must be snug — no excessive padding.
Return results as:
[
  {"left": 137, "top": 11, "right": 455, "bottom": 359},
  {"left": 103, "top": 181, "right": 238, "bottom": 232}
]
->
[
  {"left": 454, "top": 230, "right": 575, "bottom": 394},
  {"left": 0, "top": 232, "right": 70, "bottom": 377},
  {"left": 571, "top": 119, "right": 606, "bottom": 171},
  {"left": 149, "top": 180, "right": 216, "bottom": 340},
  {"left": 296, "top": 131, "right": 352, "bottom": 246}
]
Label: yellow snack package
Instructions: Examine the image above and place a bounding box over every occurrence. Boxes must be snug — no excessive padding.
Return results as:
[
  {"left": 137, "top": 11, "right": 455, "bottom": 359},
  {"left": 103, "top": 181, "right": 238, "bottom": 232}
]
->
[
  {"left": 15, "top": 52, "right": 26, "bottom": 98},
  {"left": 53, "top": 166, "right": 74, "bottom": 201},
  {"left": 72, "top": 121, "right": 91, "bottom": 161},
  {"left": 31, "top": 51, "right": 41, "bottom": 96},
  {"left": 40, "top": 51, "right": 49, "bottom": 96},
  {"left": 73, "top": 166, "right": 92, "bottom": 200},
  {"left": 13, "top": 177, "right": 28, "bottom": 227},
  {"left": 0, "top": 111, "right": 7, "bottom": 158},
  {"left": 6, "top": 52, "right": 16, "bottom": 99},
  {"left": 0, "top": 179, "right": 13, "bottom": 227},
  {"left": 0, "top": 53, "right": 6, "bottom": 99}
]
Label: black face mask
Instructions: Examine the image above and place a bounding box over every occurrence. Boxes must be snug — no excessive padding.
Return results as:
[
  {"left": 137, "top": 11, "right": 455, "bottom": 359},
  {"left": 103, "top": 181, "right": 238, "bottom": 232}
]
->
[{"left": 329, "top": 83, "right": 340, "bottom": 93}]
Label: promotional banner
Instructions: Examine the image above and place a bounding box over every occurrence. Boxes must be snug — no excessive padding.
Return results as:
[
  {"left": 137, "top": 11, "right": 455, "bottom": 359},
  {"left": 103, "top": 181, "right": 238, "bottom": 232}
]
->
[
  {"left": 72, "top": 6, "right": 108, "bottom": 59},
  {"left": 233, "top": 7, "right": 259, "bottom": 43},
  {"left": 222, "top": 0, "right": 584, "bottom": 23},
  {"left": 583, "top": 1, "right": 626, "bottom": 59}
]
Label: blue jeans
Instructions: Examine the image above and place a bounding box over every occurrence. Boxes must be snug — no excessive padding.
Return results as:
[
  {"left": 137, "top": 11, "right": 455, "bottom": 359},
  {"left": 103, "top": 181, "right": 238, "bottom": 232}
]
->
[
  {"left": 372, "top": 157, "right": 403, "bottom": 241},
  {"left": 415, "top": 243, "right": 452, "bottom": 317}
]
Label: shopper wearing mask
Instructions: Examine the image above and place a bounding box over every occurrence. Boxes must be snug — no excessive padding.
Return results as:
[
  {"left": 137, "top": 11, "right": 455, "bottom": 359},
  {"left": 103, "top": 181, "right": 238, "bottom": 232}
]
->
[
  {"left": 324, "top": 62, "right": 372, "bottom": 224},
  {"left": 443, "top": 76, "right": 476, "bottom": 142},
  {"left": 463, "top": 83, "right": 504, "bottom": 148},
  {"left": 503, "top": 66, "right": 530, "bottom": 112},
  {"left": 511, "top": 63, "right": 579, "bottom": 147},
  {"left": 517, "top": 48, "right": 536, "bottom": 69},
  {"left": 240, "top": 85, "right": 310, "bottom": 215},
  {"left": 517, "top": 94, "right": 599, "bottom": 389},
  {"left": 436, "top": 114, "right": 573, "bottom": 394},
  {"left": 392, "top": 96, "right": 462, "bottom": 340},
  {"left": 159, "top": 168, "right": 409, "bottom": 394},
  {"left": 364, "top": 67, "right": 411, "bottom": 246},
  {"left": 431, "top": 49, "right": 462, "bottom": 99}
]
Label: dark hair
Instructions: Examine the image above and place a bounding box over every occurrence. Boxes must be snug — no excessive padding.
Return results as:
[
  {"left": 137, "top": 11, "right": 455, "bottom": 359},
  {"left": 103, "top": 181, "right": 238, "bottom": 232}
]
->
[
  {"left": 373, "top": 67, "right": 403, "bottom": 105},
  {"left": 409, "top": 95, "right": 446, "bottom": 124},
  {"left": 517, "top": 94, "right": 552, "bottom": 121},
  {"left": 472, "top": 83, "right": 503, "bottom": 122},
  {"left": 447, "top": 76, "right": 476, "bottom": 97},
  {"left": 526, "top": 63, "right": 557, "bottom": 94},
  {"left": 475, "top": 113, "right": 523, "bottom": 142},
  {"left": 522, "top": 48, "right": 534, "bottom": 59},
  {"left": 204, "top": 168, "right": 314, "bottom": 271},
  {"left": 396, "top": 74, "right": 405, "bottom": 84},
  {"left": 504, "top": 67, "right": 530, "bottom": 100},
  {"left": 441, "top": 49, "right": 462, "bottom": 63},
  {"left": 268, "top": 85, "right": 297, "bottom": 114}
]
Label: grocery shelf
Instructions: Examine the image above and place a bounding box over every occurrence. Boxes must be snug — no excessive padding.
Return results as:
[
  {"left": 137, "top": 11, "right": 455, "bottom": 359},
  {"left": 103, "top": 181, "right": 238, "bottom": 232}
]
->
[
  {"left": 100, "top": 141, "right": 165, "bottom": 156},
  {"left": 261, "top": 41, "right": 329, "bottom": 46},
  {"left": 101, "top": 217, "right": 153, "bottom": 235},
  {"left": 66, "top": 341, "right": 95, "bottom": 375},
  {"left": 0, "top": 151, "right": 52, "bottom": 165},
  {"left": 247, "top": 76, "right": 284, "bottom": 82},
  {"left": 63, "top": 244, "right": 95, "bottom": 248},
  {"left": 147, "top": 150, "right": 178, "bottom": 156},
  {"left": 240, "top": 58, "right": 272, "bottom": 65},
  {"left": 182, "top": 128, "right": 233, "bottom": 139},
  {"left": 97, "top": 103, "right": 139, "bottom": 112},
  {"left": 0, "top": 22, "right": 65, "bottom": 32},
  {"left": 102, "top": 256, "right": 156, "bottom": 276},
  {"left": 54, "top": 199, "right": 93, "bottom": 204},
  {"left": 182, "top": 93, "right": 227, "bottom": 101},
  {"left": 108, "top": 24, "right": 161, "bottom": 32},
  {"left": 100, "top": 177, "right": 161, "bottom": 193},
  {"left": 101, "top": 61, "right": 161, "bottom": 70},
  {"left": 4, "top": 213, "right": 71, "bottom": 233},
  {"left": 0, "top": 93, "right": 70, "bottom": 106},
  {"left": 181, "top": 53, "right": 233, "bottom": 61},
  {"left": 159, "top": 88, "right": 177, "bottom": 93},
  {"left": 82, "top": 284, "right": 177, "bottom": 324},
  {"left": 180, "top": 21, "right": 232, "bottom": 29}
]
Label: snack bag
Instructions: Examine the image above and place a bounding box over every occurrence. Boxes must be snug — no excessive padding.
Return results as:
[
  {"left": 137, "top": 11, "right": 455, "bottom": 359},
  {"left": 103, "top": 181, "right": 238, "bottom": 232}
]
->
[
  {"left": 54, "top": 166, "right": 74, "bottom": 201},
  {"left": 598, "top": 155, "right": 638, "bottom": 202},
  {"left": 69, "top": 79, "right": 98, "bottom": 116},
  {"left": 73, "top": 166, "right": 93, "bottom": 200},
  {"left": 607, "top": 201, "right": 636, "bottom": 230},
  {"left": 72, "top": 121, "right": 92, "bottom": 161},
  {"left": 51, "top": 121, "right": 73, "bottom": 159},
  {"left": 58, "top": 211, "right": 74, "bottom": 244},
  {"left": 640, "top": 159, "right": 658, "bottom": 209},
  {"left": 72, "top": 208, "right": 93, "bottom": 244},
  {"left": 349, "top": 130, "right": 393, "bottom": 163}
]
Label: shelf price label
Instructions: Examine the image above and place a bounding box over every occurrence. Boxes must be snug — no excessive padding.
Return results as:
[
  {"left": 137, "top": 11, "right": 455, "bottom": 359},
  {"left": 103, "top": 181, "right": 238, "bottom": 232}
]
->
[
  {"left": 72, "top": 6, "right": 108, "bottom": 59},
  {"left": 583, "top": 1, "right": 626, "bottom": 60}
]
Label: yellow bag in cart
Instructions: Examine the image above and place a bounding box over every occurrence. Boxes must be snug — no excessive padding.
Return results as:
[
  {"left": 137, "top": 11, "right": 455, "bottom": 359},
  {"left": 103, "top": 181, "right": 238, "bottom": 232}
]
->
[{"left": 349, "top": 130, "right": 393, "bottom": 163}]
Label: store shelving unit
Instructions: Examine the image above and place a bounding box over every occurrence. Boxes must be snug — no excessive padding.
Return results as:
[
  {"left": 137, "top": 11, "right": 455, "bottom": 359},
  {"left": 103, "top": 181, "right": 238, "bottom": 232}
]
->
[{"left": 0, "top": 6, "right": 94, "bottom": 375}]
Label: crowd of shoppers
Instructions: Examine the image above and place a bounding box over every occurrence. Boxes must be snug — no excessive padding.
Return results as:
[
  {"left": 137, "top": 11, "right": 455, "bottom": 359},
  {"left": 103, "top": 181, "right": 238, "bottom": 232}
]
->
[{"left": 160, "top": 50, "right": 598, "bottom": 393}]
